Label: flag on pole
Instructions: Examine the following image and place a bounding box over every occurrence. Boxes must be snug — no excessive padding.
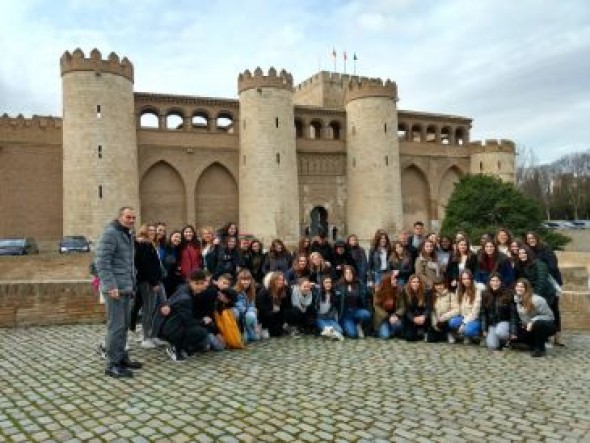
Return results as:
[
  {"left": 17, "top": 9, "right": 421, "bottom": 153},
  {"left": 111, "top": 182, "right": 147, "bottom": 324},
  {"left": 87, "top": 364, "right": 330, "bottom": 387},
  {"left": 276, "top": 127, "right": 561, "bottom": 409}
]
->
[
  {"left": 343, "top": 51, "right": 347, "bottom": 74},
  {"left": 331, "top": 47, "right": 337, "bottom": 72},
  {"left": 353, "top": 52, "right": 358, "bottom": 75}
]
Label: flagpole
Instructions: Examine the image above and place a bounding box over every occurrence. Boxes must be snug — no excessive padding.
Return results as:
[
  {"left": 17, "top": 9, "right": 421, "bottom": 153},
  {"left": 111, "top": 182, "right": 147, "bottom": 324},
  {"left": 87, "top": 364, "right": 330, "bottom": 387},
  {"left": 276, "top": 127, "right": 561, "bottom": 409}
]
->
[
  {"left": 343, "top": 51, "right": 347, "bottom": 74},
  {"left": 353, "top": 53, "right": 357, "bottom": 75}
]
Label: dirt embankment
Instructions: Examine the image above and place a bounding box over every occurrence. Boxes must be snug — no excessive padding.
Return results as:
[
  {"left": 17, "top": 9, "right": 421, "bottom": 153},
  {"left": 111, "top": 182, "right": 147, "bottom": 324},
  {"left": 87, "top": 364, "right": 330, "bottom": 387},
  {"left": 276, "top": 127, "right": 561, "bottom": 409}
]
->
[{"left": 0, "top": 253, "right": 93, "bottom": 281}]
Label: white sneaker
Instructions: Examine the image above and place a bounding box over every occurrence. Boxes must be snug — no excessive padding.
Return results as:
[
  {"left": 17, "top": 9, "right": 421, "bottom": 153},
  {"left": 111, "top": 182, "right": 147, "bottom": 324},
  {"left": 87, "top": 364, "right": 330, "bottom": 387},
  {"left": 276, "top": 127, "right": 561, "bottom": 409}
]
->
[
  {"left": 321, "top": 326, "right": 334, "bottom": 338},
  {"left": 447, "top": 333, "right": 456, "bottom": 344},
  {"left": 545, "top": 342, "right": 553, "bottom": 349},
  {"left": 140, "top": 339, "right": 157, "bottom": 349},
  {"left": 332, "top": 330, "right": 345, "bottom": 341},
  {"left": 356, "top": 324, "right": 365, "bottom": 339},
  {"left": 260, "top": 329, "right": 270, "bottom": 340}
]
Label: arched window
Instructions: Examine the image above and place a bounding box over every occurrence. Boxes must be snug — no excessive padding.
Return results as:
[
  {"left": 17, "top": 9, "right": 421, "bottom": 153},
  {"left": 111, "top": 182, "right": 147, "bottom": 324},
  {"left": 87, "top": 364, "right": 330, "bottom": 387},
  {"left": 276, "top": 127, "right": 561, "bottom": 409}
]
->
[
  {"left": 166, "top": 111, "right": 184, "bottom": 130},
  {"left": 294, "top": 118, "right": 304, "bottom": 138},
  {"left": 397, "top": 122, "right": 408, "bottom": 141},
  {"left": 441, "top": 126, "right": 452, "bottom": 145},
  {"left": 309, "top": 120, "right": 322, "bottom": 139},
  {"left": 216, "top": 111, "right": 234, "bottom": 133},
  {"left": 426, "top": 125, "right": 437, "bottom": 143},
  {"left": 139, "top": 110, "right": 159, "bottom": 128},
  {"left": 455, "top": 127, "right": 466, "bottom": 145},
  {"left": 410, "top": 124, "right": 422, "bottom": 142},
  {"left": 329, "top": 121, "right": 341, "bottom": 140},
  {"left": 192, "top": 111, "right": 209, "bottom": 130}
]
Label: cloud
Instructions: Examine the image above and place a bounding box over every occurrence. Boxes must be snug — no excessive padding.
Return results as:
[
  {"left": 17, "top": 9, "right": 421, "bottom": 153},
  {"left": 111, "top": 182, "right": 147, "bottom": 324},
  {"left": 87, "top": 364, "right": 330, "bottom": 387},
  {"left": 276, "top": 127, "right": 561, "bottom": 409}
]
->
[{"left": 0, "top": 0, "right": 588, "bottom": 163}]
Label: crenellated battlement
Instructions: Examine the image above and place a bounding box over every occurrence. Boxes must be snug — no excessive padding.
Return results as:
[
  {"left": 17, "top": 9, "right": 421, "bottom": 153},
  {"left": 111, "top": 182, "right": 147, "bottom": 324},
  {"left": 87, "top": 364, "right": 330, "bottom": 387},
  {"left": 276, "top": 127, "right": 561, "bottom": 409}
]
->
[
  {"left": 469, "top": 138, "right": 515, "bottom": 153},
  {"left": 345, "top": 77, "right": 397, "bottom": 104},
  {"left": 60, "top": 48, "right": 134, "bottom": 82},
  {"left": 0, "top": 113, "right": 62, "bottom": 129},
  {"left": 237, "top": 67, "right": 293, "bottom": 94}
]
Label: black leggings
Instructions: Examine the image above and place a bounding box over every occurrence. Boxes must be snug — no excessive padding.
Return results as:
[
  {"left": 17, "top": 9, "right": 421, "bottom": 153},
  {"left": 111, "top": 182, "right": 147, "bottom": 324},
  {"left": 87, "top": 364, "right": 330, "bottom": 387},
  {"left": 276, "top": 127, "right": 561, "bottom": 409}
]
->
[{"left": 517, "top": 320, "right": 556, "bottom": 352}]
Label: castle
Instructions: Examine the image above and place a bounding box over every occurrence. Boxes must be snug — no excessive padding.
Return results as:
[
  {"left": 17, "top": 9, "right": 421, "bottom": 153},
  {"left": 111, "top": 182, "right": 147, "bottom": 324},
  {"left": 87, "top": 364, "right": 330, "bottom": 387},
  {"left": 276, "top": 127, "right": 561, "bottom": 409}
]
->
[{"left": 0, "top": 48, "right": 515, "bottom": 245}]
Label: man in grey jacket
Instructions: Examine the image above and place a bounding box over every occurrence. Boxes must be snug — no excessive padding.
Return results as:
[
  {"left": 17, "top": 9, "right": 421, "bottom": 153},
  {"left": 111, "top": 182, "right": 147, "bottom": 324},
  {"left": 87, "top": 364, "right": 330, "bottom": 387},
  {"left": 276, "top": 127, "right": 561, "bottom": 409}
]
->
[{"left": 95, "top": 207, "right": 142, "bottom": 377}]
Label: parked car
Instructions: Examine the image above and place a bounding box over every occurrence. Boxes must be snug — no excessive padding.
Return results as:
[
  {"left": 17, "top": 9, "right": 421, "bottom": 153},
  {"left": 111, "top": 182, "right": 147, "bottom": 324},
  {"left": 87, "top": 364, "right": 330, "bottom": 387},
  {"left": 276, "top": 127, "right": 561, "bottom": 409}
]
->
[
  {"left": 571, "top": 220, "right": 590, "bottom": 229},
  {"left": 0, "top": 238, "right": 40, "bottom": 256},
  {"left": 59, "top": 236, "right": 91, "bottom": 254}
]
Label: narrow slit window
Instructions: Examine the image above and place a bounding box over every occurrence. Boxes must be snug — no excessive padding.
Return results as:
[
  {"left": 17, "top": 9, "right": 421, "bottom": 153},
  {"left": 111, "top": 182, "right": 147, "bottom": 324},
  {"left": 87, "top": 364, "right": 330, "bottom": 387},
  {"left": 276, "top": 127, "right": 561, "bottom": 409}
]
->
[
  {"left": 98, "top": 185, "right": 103, "bottom": 199},
  {"left": 276, "top": 153, "right": 281, "bottom": 164},
  {"left": 96, "top": 105, "right": 102, "bottom": 118},
  {"left": 275, "top": 117, "right": 279, "bottom": 128},
  {"left": 98, "top": 145, "right": 102, "bottom": 159},
  {"left": 243, "top": 155, "right": 246, "bottom": 165},
  {"left": 498, "top": 161, "right": 501, "bottom": 170},
  {"left": 385, "top": 155, "right": 389, "bottom": 166},
  {"left": 384, "top": 123, "right": 387, "bottom": 133},
  {"left": 352, "top": 158, "right": 356, "bottom": 168}
]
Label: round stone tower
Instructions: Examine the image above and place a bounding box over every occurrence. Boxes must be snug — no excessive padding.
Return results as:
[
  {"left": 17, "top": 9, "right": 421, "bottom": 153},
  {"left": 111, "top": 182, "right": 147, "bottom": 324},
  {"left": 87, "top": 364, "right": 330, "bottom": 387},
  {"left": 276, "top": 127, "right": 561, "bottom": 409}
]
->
[
  {"left": 237, "top": 67, "right": 300, "bottom": 245},
  {"left": 344, "top": 77, "right": 403, "bottom": 242},
  {"left": 60, "top": 48, "right": 139, "bottom": 240}
]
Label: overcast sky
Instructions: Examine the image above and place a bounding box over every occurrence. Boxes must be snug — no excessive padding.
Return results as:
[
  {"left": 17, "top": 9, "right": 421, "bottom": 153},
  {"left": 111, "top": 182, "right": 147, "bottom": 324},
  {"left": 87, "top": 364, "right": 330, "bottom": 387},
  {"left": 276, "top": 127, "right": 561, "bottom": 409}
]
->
[{"left": 1, "top": 0, "right": 588, "bottom": 163}]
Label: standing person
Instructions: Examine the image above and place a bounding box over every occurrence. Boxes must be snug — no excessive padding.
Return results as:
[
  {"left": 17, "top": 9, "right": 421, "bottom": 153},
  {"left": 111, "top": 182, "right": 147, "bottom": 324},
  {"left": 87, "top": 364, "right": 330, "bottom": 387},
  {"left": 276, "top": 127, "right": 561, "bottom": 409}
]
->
[
  {"left": 512, "top": 278, "right": 556, "bottom": 357},
  {"left": 284, "top": 253, "right": 310, "bottom": 287},
  {"left": 480, "top": 272, "right": 515, "bottom": 352},
  {"left": 373, "top": 271, "right": 405, "bottom": 339},
  {"left": 495, "top": 228, "right": 512, "bottom": 255},
  {"left": 388, "top": 241, "right": 413, "bottom": 286},
  {"left": 514, "top": 245, "right": 557, "bottom": 317},
  {"left": 525, "top": 231, "right": 564, "bottom": 346},
  {"left": 212, "top": 236, "right": 242, "bottom": 281},
  {"left": 446, "top": 237, "right": 477, "bottom": 291},
  {"left": 347, "top": 234, "right": 368, "bottom": 285},
  {"left": 162, "top": 231, "right": 183, "bottom": 298},
  {"left": 406, "top": 221, "right": 426, "bottom": 264},
  {"left": 245, "top": 239, "right": 266, "bottom": 287},
  {"left": 401, "top": 274, "right": 431, "bottom": 342},
  {"left": 134, "top": 224, "right": 166, "bottom": 349},
  {"left": 368, "top": 231, "right": 392, "bottom": 285},
  {"left": 336, "top": 265, "right": 371, "bottom": 338},
  {"left": 436, "top": 236, "right": 454, "bottom": 278},
  {"left": 294, "top": 237, "right": 312, "bottom": 258},
  {"left": 308, "top": 252, "right": 332, "bottom": 287},
  {"left": 155, "top": 222, "right": 167, "bottom": 259},
  {"left": 310, "top": 231, "right": 333, "bottom": 264},
  {"left": 199, "top": 226, "right": 218, "bottom": 272},
  {"left": 95, "top": 207, "right": 142, "bottom": 378},
  {"left": 262, "top": 239, "right": 292, "bottom": 274},
  {"left": 331, "top": 240, "right": 354, "bottom": 281},
  {"left": 474, "top": 240, "right": 514, "bottom": 288},
  {"left": 414, "top": 239, "right": 440, "bottom": 291},
  {"left": 179, "top": 225, "right": 203, "bottom": 279}
]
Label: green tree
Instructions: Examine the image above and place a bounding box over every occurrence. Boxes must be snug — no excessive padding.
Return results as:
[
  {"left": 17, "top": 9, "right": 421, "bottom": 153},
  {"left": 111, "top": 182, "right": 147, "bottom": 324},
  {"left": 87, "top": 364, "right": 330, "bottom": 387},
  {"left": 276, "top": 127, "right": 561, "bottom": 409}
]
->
[{"left": 441, "top": 174, "right": 570, "bottom": 250}]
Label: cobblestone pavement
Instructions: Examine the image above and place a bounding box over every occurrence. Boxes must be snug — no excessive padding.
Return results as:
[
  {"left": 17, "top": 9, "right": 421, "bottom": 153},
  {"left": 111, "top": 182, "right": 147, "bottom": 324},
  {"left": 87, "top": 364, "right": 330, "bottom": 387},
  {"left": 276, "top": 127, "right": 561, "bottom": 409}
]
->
[{"left": 1, "top": 326, "right": 589, "bottom": 442}]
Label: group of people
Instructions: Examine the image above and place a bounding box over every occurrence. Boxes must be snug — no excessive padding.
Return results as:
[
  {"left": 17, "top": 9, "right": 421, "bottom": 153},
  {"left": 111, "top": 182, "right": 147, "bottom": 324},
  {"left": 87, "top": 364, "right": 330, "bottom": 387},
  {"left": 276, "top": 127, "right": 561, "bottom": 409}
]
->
[{"left": 95, "top": 207, "right": 564, "bottom": 378}]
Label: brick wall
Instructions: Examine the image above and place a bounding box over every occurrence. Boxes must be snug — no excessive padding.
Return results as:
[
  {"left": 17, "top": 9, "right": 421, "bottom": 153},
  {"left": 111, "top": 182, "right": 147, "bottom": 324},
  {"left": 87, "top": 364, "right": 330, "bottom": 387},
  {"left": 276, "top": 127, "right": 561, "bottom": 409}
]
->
[
  {"left": 0, "top": 281, "right": 105, "bottom": 328},
  {"left": 1, "top": 280, "right": 589, "bottom": 331}
]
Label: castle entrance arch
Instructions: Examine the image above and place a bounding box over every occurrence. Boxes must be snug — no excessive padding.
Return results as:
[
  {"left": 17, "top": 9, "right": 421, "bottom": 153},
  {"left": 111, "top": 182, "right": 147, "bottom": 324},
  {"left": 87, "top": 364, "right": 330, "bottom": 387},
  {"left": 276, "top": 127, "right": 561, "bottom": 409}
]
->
[
  {"left": 401, "top": 165, "right": 430, "bottom": 229},
  {"left": 140, "top": 161, "right": 186, "bottom": 229},
  {"left": 194, "top": 163, "right": 238, "bottom": 230},
  {"left": 309, "top": 206, "right": 329, "bottom": 238}
]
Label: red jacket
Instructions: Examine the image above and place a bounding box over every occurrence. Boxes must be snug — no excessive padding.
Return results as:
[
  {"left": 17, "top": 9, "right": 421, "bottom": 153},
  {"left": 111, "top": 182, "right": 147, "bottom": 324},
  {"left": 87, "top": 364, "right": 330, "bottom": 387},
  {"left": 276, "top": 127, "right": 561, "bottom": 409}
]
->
[{"left": 180, "top": 243, "right": 203, "bottom": 279}]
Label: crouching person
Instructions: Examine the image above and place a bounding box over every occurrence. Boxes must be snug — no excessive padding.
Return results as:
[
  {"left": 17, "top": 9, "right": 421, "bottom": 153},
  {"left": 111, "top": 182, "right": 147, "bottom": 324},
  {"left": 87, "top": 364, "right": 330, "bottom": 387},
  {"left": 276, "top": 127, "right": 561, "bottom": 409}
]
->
[
  {"left": 287, "top": 278, "right": 317, "bottom": 335},
  {"left": 449, "top": 270, "right": 482, "bottom": 343},
  {"left": 373, "top": 271, "right": 404, "bottom": 339},
  {"left": 428, "top": 276, "right": 460, "bottom": 343},
  {"left": 401, "top": 274, "right": 431, "bottom": 342},
  {"left": 316, "top": 276, "right": 344, "bottom": 340},
  {"left": 481, "top": 272, "right": 514, "bottom": 352},
  {"left": 153, "top": 270, "right": 209, "bottom": 362},
  {"left": 512, "top": 278, "right": 555, "bottom": 357}
]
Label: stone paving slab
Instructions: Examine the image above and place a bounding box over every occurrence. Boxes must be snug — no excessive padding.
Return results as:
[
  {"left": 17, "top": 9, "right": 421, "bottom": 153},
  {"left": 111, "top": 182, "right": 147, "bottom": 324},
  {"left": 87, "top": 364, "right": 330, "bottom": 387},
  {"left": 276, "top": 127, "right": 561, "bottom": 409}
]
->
[{"left": 1, "top": 325, "right": 589, "bottom": 442}]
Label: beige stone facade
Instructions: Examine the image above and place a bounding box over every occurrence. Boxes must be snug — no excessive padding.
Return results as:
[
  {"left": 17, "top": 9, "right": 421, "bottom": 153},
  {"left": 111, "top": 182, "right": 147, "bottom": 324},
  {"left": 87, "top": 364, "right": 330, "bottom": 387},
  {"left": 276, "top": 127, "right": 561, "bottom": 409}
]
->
[{"left": 0, "top": 49, "right": 515, "bottom": 243}]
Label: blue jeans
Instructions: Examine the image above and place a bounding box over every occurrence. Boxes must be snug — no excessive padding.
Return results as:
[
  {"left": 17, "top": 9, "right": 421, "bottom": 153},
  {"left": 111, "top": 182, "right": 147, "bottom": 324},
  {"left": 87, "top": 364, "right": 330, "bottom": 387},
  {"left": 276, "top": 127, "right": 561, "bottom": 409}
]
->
[
  {"left": 449, "top": 316, "right": 481, "bottom": 337},
  {"left": 243, "top": 309, "right": 259, "bottom": 342},
  {"left": 316, "top": 318, "right": 343, "bottom": 334},
  {"left": 208, "top": 333, "right": 226, "bottom": 351},
  {"left": 341, "top": 308, "right": 371, "bottom": 338},
  {"left": 378, "top": 319, "right": 403, "bottom": 339}
]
